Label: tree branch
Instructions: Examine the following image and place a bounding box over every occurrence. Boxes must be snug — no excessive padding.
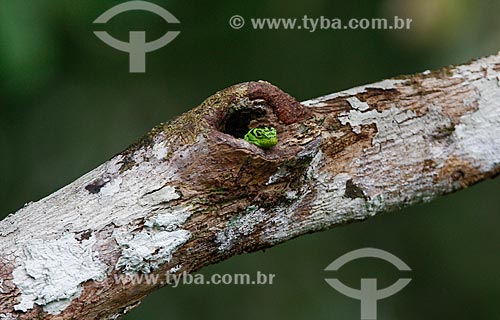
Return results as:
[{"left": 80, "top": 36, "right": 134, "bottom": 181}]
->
[{"left": 1, "top": 53, "right": 499, "bottom": 319}]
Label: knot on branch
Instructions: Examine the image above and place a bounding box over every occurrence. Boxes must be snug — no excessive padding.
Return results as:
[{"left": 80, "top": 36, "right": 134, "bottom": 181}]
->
[
  {"left": 202, "top": 81, "right": 311, "bottom": 138},
  {"left": 158, "top": 81, "right": 320, "bottom": 197}
]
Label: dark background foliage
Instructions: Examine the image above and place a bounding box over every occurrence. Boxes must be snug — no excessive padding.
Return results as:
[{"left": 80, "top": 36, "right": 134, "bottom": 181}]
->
[{"left": 0, "top": 1, "right": 499, "bottom": 319}]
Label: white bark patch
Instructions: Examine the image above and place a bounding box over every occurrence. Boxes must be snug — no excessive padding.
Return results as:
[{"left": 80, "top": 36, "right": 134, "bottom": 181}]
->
[
  {"left": 138, "top": 185, "right": 180, "bottom": 206},
  {"left": 12, "top": 234, "right": 106, "bottom": 314},
  {"left": 302, "top": 79, "right": 404, "bottom": 107},
  {"left": 152, "top": 140, "right": 170, "bottom": 160},
  {"left": 100, "top": 177, "right": 122, "bottom": 197},
  {"left": 347, "top": 96, "right": 370, "bottom": 111},
  {"left": 0, "top": 213, "right": 18, "bottom": 237},
  {"left": 454, "top": 78, "right": 500, "bottom": 171},
  {"left": 115, "top": 206, "right": 192, "bottom": 274},
  {"left": 310, "top": 172, "right": 367, "bottom": 217},
  {"left": 338, "top": 105, "right": 418, "bottom": 138},
  {"left": 144, "top": 207, "right": 191, "bottom": 231},
  {"left": 169, "top": 264, "right": 182, "bottom": 273},
  {"left": 285, "top": 190, "right": 298, "bottom": 200},
  {"left": 266, "top": 165, "right": 290, "bottom": 185},
  {"left": 0, "top": 313, "right": 14, "bottom": 320},
  {"left": 305, "top": 152, "right": 368, "bottom": 221},
  {"left": 216, "top": 207, "right": 269, "bottom": 251},
  {"left": 338, "top": 103, "right": 452, "bottom": 151}
]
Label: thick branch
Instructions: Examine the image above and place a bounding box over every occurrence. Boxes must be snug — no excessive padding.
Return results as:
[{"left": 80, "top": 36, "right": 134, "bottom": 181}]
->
[{"left": 1, "top": 53, "right": 499, "bottom": 319}]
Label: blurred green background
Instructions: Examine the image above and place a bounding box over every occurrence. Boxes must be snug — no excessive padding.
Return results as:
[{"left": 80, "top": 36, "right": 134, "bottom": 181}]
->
[{"left": 1, "top": 0, "right": 499, "bottom": 319}]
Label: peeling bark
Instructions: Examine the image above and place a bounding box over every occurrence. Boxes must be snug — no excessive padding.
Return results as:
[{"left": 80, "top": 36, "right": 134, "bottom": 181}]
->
[{"left": 1, "top": 53, "right": 499, "bottom": 319}]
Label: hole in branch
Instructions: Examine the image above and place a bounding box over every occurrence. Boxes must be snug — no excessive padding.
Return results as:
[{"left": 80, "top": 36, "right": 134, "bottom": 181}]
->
[{"left": 220, "top": 106, "right": 267, "bottom": 138}]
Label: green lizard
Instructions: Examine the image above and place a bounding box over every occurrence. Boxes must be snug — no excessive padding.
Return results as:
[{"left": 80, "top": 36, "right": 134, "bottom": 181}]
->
[{"left": 244, "top": 127, "right": 278, "bottom": 148}]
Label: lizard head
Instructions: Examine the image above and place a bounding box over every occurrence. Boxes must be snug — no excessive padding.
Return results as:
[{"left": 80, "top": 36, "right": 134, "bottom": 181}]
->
[{"left": 244, "top": 127, "right": 278, "bottom": 148}]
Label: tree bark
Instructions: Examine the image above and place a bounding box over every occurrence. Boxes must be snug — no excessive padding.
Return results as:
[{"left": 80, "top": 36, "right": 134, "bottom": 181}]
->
[{"left": 1, "top": 53, "right": 499, "bottom": 320}]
